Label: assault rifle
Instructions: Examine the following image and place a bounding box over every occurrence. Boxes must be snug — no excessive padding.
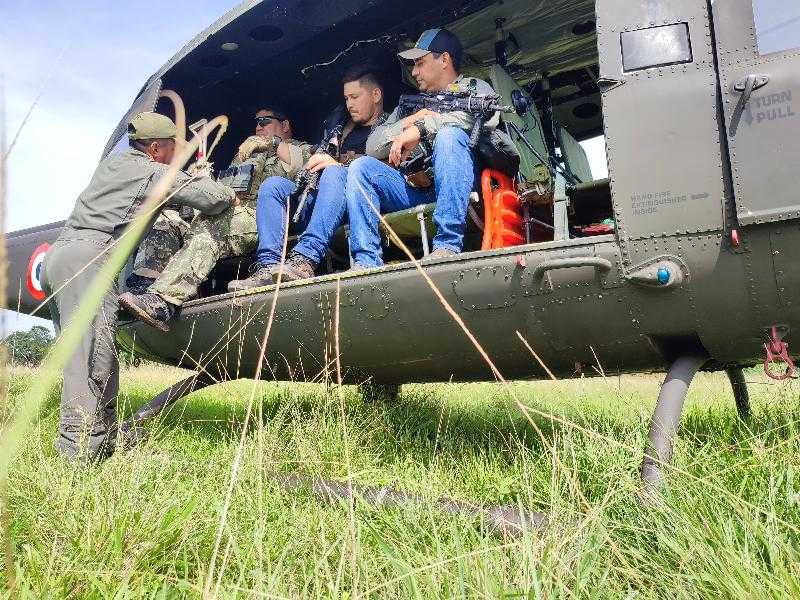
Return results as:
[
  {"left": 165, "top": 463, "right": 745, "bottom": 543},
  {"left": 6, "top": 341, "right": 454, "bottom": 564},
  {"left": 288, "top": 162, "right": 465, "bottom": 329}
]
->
[
  {"left": 290, "top": 105, "right": 348, "bottom": 223},
  {"left": 396, "top": 92, "right": 515, "bottom": 185},
  {"left": 397, "top": 91, "right": 514, "bottom": 149}
]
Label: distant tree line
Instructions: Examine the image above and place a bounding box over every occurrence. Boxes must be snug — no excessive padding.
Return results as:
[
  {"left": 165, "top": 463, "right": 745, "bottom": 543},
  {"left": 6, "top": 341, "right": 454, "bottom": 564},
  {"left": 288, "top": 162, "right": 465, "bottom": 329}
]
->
[
  {"left": 0, "top": 325, "right": 141, "bottom": 368},
  {"left": 2, "top": 325, "right": 54, "bottom": 366}
]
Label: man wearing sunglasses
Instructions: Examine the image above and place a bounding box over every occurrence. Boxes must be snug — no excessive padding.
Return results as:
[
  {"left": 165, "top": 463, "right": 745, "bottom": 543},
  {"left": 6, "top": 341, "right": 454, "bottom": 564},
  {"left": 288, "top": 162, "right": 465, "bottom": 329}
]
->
[{"left": 120, "top": 107, "right": 312, "bottom": 330}]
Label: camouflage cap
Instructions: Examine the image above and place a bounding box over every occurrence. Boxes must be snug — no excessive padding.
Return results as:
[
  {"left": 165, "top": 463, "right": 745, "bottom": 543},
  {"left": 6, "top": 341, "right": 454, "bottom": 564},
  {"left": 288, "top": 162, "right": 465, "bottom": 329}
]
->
[{"left": 128, "top": 112, "right": 177, "bottom": 140}]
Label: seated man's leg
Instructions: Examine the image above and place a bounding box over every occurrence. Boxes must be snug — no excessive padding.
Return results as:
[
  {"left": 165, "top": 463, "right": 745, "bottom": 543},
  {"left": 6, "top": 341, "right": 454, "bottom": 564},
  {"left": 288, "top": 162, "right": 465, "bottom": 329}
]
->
[
  {"left": 230, "top": 169, "right": 348, "bottom": 287},
  {"left": 429, "top": 126, "right": 475, "bottom": 255},
  {"left": 127, "top": 209, "right": 189, "bottom": 293},
  {"left": 228, "top": 176, "right": 301, "bottom": 291},
  {"left": 119, "top": 205, "right": 253, "bottom": 329},
  {"left": 347, "top": 156, "right": 433, "bottom": 267},
  {"left": 253, "top": 176, "right": 298, "bottom": 267},
  {"left": 288, "top": 165, "right": 348, "bottom": 269}
]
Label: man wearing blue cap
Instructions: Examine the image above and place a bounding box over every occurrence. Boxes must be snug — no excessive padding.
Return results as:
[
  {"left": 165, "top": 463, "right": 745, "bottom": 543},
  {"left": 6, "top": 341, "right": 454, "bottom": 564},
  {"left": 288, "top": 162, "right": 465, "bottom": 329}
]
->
[{"left": 345, "top": 28, "right": 499, "bottom": 267}]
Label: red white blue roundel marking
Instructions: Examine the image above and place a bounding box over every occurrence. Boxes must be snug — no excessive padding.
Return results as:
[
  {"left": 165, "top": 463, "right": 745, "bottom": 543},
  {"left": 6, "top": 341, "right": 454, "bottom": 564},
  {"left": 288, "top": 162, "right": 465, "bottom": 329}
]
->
[{"left": 26, "top": 243, "right": 49, "bottom": 301}]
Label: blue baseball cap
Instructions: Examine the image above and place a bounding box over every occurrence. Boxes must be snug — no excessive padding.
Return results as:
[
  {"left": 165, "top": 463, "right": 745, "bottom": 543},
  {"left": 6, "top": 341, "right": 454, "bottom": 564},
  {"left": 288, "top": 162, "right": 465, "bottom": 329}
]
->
[{"left": 398, "top": 28, "right": 463, "bottom": 65}]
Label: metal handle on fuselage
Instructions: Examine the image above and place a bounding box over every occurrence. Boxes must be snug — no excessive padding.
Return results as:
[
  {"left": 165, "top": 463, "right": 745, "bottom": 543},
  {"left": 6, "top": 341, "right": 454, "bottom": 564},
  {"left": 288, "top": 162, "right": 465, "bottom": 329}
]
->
[
  {"left": 532, "top": 257, "right": 613, "bottom": 279},
  {"left": 729, "top": 73, "right": 770, "bottom": 135}
]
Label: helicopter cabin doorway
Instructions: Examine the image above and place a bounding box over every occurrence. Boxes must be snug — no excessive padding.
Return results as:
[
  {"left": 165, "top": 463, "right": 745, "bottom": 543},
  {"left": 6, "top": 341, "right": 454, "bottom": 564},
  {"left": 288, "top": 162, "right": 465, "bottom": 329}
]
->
[{"left": 109, "top": 0, "right": 617, "bottom": 299}]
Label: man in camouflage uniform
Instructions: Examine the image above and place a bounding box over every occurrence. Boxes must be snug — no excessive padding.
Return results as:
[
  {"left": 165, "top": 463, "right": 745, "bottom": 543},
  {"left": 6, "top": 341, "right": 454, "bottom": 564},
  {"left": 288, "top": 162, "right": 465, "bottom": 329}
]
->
[
  {"left": 127, "top": 207, "right": 192, "bottom": 291},
  {"left": 125, "top": 107, "right": 305, "bottom": 293},
  {"left": 119, "top": 108, "right": 311, "bottom": 330},
  {"left": 42, "top": 112, "right": 235, "bottom": 462}
]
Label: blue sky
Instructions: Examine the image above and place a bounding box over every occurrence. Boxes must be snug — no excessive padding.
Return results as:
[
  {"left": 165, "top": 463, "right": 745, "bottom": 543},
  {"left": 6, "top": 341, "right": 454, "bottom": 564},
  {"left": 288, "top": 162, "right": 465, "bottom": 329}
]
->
[
  {"left": 2, "top": 1, "right": 233, "bottom": 232},
  {"left": 2, "top": 1, "right": 234, "bottom": 331},
  {"left": 753, "top": 0, "right": 800, "bottom": 55}
]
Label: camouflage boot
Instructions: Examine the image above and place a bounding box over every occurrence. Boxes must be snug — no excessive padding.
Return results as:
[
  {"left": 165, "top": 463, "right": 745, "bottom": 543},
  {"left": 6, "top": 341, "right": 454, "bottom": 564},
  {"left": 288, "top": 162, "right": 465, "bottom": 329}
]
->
[
  {"left": 227, "top": 263, "right": 278, "bottom": 293},
  {"left": 124, "top": 274, "right": 155, "bottom": 295},
  {"left": 275, "top": 253, "right": 317, "bottom": 282},
  {"left": 119, "top": 292, "right": 176, "bottom": 332}
]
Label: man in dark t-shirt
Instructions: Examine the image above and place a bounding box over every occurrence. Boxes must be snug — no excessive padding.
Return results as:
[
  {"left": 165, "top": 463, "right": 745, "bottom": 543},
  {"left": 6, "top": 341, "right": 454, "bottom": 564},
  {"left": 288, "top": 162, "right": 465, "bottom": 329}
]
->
[
  {"left": 229, "top": 64, "right": 388, "bottom": 289},
  {"left": 337, "top": 122, "right": 372, "bottom": 164}
]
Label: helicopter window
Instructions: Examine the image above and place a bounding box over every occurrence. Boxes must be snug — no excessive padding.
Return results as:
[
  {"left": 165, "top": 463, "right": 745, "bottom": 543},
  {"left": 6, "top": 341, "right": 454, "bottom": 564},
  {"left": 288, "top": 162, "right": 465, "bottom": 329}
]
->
[
  {"left": 752, "top": 0, "right": 800, "bottom": 56},
  {"left": 621, "top": 23, "right": 692, "bottom": 72}
]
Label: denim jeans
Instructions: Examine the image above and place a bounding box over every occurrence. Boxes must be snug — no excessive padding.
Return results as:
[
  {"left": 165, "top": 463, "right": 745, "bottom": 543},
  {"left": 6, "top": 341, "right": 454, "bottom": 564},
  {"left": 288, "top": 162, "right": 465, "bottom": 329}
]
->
[
  {"left": 346, "top": 126, "right": 476, "bottom": 267},
  {"left": 254, "top": 165, "right": 348, "bottom": 266}
]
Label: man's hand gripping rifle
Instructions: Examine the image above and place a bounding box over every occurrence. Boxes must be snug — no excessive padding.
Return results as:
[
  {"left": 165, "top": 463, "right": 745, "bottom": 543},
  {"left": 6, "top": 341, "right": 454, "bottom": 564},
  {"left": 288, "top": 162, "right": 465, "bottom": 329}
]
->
[
  {"left": 397, "top": 91, "right": 514, "bottom": 180},
  {"left": 289, "top": 106, "right": 348, "bottom": 223}
]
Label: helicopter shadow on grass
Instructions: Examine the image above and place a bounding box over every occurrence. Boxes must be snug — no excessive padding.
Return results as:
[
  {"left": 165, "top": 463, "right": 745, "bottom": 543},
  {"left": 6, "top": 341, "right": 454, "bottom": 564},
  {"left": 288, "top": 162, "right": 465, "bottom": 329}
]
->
[
  {"left": 117, "top": 375, "right": 800, "bottom": 513},
  {"left": 130, "top": 379, "right": 655, "bottom": 462},
  {"left": 117, "top": 372, "right": 791, "bottom": 465}
]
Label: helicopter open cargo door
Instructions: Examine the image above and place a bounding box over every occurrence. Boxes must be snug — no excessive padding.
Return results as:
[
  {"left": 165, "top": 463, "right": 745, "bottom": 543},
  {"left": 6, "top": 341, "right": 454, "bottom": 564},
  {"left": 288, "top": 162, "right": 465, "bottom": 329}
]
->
[
  {"left": 712, "top": 1, "right": 800, "bottom": 226},
  {"left": 595, "top": 0, "right": 726, "bottom": 269}
]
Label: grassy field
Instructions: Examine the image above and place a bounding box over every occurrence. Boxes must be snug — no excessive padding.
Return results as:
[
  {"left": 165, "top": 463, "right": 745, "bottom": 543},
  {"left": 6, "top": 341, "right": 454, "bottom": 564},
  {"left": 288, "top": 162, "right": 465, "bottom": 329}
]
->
[{"left": 1, "top": 364, "right": 800, "bottom": 598}]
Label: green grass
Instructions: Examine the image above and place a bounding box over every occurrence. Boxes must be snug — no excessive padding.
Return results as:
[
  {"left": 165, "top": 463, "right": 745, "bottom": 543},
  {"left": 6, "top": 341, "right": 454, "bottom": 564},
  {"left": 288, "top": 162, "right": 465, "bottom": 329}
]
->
[{"left": 2, "top": 365, "right": 800, "bottom": 598}]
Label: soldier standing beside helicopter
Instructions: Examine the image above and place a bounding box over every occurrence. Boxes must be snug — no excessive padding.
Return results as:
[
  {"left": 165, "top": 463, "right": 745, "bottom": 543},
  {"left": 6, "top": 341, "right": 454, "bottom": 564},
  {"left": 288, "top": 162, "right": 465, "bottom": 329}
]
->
[
  {"left": 42, "top": 112, "right": 235, "bottom": 463},
  {"left": 346, "top": 28, "right": 499, "bottom": 267}
]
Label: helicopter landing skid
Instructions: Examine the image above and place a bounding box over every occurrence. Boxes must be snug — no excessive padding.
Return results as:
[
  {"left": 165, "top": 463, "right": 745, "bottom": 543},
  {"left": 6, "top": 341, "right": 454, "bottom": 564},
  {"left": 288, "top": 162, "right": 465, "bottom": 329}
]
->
[
  {"left": 640, "top": 355, "right": 707, "bottom": 499},
  {"left": 119, "top": 371, "right": 218, "bottom": 441},
  {"left": 725, "top": 367, "right": 751, "bottom": 421}
]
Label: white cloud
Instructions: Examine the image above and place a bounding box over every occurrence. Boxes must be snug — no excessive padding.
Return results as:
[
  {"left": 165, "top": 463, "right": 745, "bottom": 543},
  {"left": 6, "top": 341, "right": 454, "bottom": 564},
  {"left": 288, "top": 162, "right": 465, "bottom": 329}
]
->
[{"left": 5, "top": 98, "right": 113, "bottom": 230}]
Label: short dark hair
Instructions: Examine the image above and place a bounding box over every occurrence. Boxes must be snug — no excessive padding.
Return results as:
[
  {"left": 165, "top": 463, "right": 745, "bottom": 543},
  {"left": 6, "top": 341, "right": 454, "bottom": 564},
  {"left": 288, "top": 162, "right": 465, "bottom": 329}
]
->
[
  {"left": 430, "top": 51, "right": 462, "bottom": 72},
  {"left": 342, "top": 64, "right": 384, "bottom": 90},
  {"left": 256, "top": 106, "right": 289, "bottom": 122}
]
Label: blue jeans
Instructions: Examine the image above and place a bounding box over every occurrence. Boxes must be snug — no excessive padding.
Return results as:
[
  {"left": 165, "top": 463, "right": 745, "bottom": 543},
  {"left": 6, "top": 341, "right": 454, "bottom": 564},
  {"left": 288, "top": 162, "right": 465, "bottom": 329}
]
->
[
  {"left": 347, "top": 127, "right": 476, "bottom": 267},
  {"left": 254, "top": 165, "right": 348, "bottom": 266}
]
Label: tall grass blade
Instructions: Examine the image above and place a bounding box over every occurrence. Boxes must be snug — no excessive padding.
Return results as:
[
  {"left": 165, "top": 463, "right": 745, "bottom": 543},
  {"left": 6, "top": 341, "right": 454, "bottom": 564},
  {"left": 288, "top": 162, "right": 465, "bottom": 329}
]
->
[{"left": 0, "top": 72, "right": 15, "bottom": 592}]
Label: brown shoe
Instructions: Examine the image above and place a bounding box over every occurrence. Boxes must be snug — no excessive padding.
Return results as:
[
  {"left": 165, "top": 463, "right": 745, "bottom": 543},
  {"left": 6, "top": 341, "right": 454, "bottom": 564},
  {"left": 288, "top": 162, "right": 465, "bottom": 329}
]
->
[
  {"left": 274, "top": 253, "right": 317, "bottom": 282},
  {"left": 425, "top": 247, "right": 458, "bottom": 260},
  {"left": 227, "top": 263, "right": 277, "bottom": 293}
]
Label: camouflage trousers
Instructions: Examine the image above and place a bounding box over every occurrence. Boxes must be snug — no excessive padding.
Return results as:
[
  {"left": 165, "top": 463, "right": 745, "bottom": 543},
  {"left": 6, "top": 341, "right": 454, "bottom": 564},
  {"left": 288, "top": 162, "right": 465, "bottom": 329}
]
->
[
  {"left": 150, "top": 201, "right": 258, "bottom": 305},
  {"left": 132, "top": 209, "right": 191, "bottom": 279}
]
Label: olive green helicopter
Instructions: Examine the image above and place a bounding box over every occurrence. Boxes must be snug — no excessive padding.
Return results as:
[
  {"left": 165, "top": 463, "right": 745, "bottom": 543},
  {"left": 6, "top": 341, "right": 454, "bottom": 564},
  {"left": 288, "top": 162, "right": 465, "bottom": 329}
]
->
[{"left": 6, "top": 0, "right": 800, "bottom": 506}]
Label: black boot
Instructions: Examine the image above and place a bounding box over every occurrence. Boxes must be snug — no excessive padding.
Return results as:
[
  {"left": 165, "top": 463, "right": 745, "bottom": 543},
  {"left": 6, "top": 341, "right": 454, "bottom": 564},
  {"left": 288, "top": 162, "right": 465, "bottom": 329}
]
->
[{"left": 118, "top": 292, "right": 176, "bottom": 332}]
